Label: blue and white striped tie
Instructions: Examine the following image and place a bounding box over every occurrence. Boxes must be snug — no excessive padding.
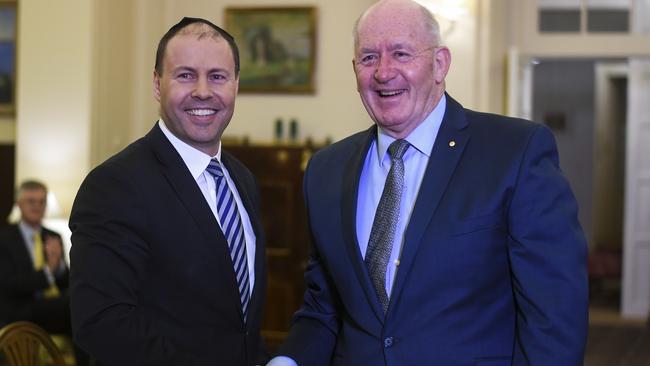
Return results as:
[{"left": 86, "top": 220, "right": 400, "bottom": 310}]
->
[{"left": 206, "top": 158, "right": 250, "bottom": 322}]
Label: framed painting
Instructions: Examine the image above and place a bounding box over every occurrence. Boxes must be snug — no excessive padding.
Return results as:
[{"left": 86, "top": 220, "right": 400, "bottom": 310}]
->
[
  {"left": 225, "top": 7, "right": 316, "bottom": 94},
  {"left": 0, "top": 1, "right": 16, "bottom": 115}
]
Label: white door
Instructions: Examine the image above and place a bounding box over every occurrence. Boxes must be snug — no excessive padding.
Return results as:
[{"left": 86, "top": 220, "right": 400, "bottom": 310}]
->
[
  {"left": 622, "top": 58, "right": 650, "bottom": 318},
  {"left": 506, "top": 47, "right": 533, "bottom": 119}
]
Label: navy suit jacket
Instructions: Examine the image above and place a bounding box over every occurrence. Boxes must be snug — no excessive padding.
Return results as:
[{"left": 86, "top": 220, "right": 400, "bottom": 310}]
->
[
  {"left": 69, "top": 124, "right": 267, "bottom": 366},
  {"left": 279, "top": 95, "right": 588, "bottom": 366},
  {"left": 0, "top": 224, "right": 68, "bottom": 325}
]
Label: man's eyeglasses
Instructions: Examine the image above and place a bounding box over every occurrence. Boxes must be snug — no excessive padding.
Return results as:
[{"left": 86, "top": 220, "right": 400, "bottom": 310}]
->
[{"left": 354, "top": 46, "right": 438, "bottom": 68}]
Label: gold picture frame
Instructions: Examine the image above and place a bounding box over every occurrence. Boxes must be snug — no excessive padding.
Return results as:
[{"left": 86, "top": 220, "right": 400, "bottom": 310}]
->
[
  {"left": 0, "top": 0, "right": 16, "bottom": 115},
  {"left": 225, "top": 7, "right": 317, "bottom": 94}
]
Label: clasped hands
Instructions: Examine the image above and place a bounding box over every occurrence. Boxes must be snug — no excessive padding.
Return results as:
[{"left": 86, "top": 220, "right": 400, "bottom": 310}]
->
[{"left": 43, "top": 235, "right": 64, "bottom": 272}]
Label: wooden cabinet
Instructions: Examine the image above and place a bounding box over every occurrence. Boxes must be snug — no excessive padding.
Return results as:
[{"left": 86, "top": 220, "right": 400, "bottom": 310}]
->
[
  {"left": 0, "top": 145, "right": 15, "bottom": 227},
  {"left": 224, "top": 143, "right": 317, "bottom": 351}
]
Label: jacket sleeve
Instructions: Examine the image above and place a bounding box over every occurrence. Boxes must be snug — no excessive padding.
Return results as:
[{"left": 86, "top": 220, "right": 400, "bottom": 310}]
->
[
  {"left": 69, "top": 163, "right": 200, "bottom": 366},
  {"left": 507, "top": 125, "right": 589, "bottom": 365}
]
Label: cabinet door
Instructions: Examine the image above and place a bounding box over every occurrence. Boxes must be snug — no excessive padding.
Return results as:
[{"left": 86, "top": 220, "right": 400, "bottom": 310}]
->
[
  {"left": 225, "top": 144, "right": 313, "bottom": 350},
  {"left": 0, "top": 144, "right": 15, "bottom": 226}
]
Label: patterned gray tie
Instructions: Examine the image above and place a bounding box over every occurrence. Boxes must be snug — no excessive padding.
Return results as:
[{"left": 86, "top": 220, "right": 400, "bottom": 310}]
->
[{"left": 365, "top": 139, "right": 410, "bottom": 313}]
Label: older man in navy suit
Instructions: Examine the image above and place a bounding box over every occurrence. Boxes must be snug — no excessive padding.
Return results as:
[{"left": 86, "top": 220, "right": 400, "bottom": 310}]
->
[{"left": 269, "top": 0, "right": 588, "bottom": 365}]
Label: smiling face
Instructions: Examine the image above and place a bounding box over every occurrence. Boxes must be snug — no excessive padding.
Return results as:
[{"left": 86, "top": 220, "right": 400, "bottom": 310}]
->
[
  {"left": 353, "top": 0, "right": 450, "bottom": 138},
  {"left": 154, "top": 24, "right": 239, "bottom": 156}
]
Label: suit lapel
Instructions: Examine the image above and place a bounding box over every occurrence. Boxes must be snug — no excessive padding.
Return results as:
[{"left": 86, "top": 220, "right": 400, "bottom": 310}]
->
[
  {"left": 389, "top": 95, "right": 470, "bottom": 309},
  {"left": 10, "top": 225, "right": 34, "bottom": 270},
  {"left": 341, "top": 126, "right": 387, "bottom": 323},
  {"left": 145, "top": 125, "right": 222, "bottom": 244},
  {"left": 145, "top": 125, "right": 244, "bottom": 318}
]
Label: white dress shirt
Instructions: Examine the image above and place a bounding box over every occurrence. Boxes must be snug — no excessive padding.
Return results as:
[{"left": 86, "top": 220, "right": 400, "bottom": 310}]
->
[
  {"left": 159, "top": 119, "right": 256, "bottom": 292},
  {"left": 18, "top": 221, "right": 40, "bottom": 265}
]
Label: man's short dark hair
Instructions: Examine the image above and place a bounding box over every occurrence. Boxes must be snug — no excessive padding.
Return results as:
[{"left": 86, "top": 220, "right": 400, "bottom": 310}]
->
[
  {"left": 154, "top": 17, "right": 240, "bottom": 76},
  {"left": 16, "top": 179, "right": 47, "bottom": 199}
]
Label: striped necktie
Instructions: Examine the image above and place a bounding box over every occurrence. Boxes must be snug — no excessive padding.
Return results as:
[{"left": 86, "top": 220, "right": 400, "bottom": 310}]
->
[{"left": 206, "top": 158, "right": 250, "bottom": 322}]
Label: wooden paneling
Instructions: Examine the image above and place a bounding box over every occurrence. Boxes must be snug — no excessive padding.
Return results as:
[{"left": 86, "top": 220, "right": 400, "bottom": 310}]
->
[
  {"left": 224, "top": 143, "right": 317, "bottom": 352},
  {"left": 0, "top": 144, "right": 15, "bottom": 227}
]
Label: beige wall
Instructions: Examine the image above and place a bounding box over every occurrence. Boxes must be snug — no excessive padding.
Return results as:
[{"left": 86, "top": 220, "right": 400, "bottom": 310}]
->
[
  {"left": 129, "top": 0, "right": 376, "bottom": 149},
  {"left": 132, "top": 0, "right": 486, "bottom": 141},
  {"left": 91, "top": 0, "right": 138, "bottom": 166},
  {"left": 0, "top": 117, "right": 14, "bottom": 144},
  {"left": 11, "top": 0, "right": 502, "bottom": 216},
  {"left": 5, "top": 0, "right": 503, "bottom": 146},
  {"left": 15, "top": 0, "right": 93, "bottom": 218},
  {"left": 88, "top": 0, "right": 497, "bottom": 158}
]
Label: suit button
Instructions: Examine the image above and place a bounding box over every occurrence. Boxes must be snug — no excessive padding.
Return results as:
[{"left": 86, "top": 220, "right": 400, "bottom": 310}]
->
[{"left": 384, "top": 337, "right": 393, "bottom": 348}]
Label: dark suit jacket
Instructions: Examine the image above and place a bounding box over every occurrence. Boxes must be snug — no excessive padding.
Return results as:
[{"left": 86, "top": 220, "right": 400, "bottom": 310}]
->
[
  {"left": 69, "top": 124, "right": 267, "bottom": 366},
  {"left": 0, "top": 224, "right": 68, "bottom": 325},
  {"left": 279, "top": 95, "right": 589, "bottom": 366}
]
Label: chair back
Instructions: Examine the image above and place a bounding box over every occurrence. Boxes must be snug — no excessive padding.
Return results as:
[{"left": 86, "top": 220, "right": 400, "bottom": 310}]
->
[{"left": 0, "top": 321, "right": 66, "bottom": 366}]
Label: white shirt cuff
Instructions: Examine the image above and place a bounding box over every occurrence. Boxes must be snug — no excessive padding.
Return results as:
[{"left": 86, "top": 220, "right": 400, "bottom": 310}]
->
[{"left": 266, "top": 356, "right": 298, "bottom": 366}]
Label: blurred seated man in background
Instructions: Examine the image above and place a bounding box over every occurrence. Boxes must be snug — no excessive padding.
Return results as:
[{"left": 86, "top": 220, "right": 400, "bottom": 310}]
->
[{"left": 0, "top": 180, "right": 88, "bottom": 365}]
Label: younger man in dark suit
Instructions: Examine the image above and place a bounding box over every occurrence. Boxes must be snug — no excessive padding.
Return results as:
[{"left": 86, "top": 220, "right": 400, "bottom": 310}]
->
[{"left": 69, "top": 17, "right": 267, "bottom": 365}]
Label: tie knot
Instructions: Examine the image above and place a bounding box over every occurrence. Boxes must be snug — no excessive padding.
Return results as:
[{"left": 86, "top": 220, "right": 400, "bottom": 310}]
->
[
  {"left": 388, "top": 139, "right": 410, "bottom": 160},
  {"left": 206, "top": 159, "right": 225, "bottom": 179}
]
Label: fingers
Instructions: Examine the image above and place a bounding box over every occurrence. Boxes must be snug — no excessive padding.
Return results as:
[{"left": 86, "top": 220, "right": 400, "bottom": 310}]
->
[{"left": 44, "top": 236, "right": 63, "bottom": 263}]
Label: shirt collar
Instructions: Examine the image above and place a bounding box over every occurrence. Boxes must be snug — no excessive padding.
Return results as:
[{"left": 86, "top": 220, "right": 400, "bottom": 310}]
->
[
  {"left": 18, "top": 220, "right": 39, "bottom": 239},
  {"left": 158, "top": 119, "right": 222, "bottom": 179},
  {"left": 375, "top": 94, "right": 446, "bottom": 166}
]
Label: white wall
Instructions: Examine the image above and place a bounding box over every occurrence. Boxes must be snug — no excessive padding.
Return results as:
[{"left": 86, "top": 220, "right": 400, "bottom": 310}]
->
[
  {"left": 439, "top": 0, "right": 480, "bottom": 110},
  {"left": 126, "top": 0, "right": 376, "bottom": 146},
  {"left": 15, "top": 0, "right": 93, "bottom": 217},
  {"left": 3, "top": 0, "right": 492, "bottom": 148},
  {"left": 5, "top": 0, "right": 489, "bottom": 150},
  {"left": 125, "top": 0, "right": 485, "bottom": 147},
  {"left": 10, "top": 0, "right": 491, "bottom": 217}
]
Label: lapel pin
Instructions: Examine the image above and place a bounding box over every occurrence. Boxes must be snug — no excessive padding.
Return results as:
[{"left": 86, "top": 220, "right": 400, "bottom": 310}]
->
[{"left": 449, "top": 140, "right": 456, "bottom": 147}]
